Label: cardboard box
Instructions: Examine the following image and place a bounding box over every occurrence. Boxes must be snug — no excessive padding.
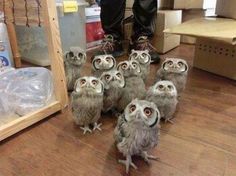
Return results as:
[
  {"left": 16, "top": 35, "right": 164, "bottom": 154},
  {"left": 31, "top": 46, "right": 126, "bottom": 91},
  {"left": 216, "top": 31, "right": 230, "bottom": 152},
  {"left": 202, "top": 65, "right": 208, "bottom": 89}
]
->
[
  {"left": 126, "top": 0, "right": 172, "bottom": 9},
  {"left": 194, "top": 38, "right": 236, "bottom": 80},
  {"left": 173, "top": 0, "right": 217, "bottom": 9},
  {"left": 153, "top": 10, "right": 182, "bottom": 53},
  {"left": 216, "top": 0, "right": 236, "bottom": 19}
]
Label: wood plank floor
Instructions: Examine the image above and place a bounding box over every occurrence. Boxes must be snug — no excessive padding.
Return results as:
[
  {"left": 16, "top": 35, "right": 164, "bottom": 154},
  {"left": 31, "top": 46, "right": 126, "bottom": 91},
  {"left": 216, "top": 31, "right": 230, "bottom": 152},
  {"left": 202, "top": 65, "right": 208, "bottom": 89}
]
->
[{"left": 1, "top": 44, "right": 236, "bottom": 176}]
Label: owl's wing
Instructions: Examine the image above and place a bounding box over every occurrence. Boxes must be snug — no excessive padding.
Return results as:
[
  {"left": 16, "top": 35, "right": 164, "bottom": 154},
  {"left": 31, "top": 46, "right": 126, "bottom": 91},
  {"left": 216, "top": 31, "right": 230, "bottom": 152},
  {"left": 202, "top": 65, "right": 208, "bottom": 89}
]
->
[
  {"left": 114, "top": 113, "right": 127, "bottom": 143},
  {"left": 156, "top": 69, "right": 164, "bottom": 81}
]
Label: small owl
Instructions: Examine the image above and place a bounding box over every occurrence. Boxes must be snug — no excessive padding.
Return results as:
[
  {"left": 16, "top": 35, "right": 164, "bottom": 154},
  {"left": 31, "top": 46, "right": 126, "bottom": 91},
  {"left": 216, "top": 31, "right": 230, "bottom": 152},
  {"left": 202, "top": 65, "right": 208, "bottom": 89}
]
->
[
  {"left": 100, "top": 69, "right": 125, "bottom": 113},
  {"left": 156, "top": 58, "right": 189, "bottom": 95},
  {"left": 64, "top": 47, "right": 86, "bottom": 91},
  {"left": 92, "top": 54, "right": 116, "bottom": 77},
  {"left": 117, "top": 60, "right": 146, "bottom": 112},
  {"left": 114, "top": 99, "right": 161, "bottom": 173},
  {"left": 71, "top": 76, "right": 104, "bottom": 134},
  {"left": 146, "top": 80, "right": 178, "bottom": 123},
  {"left": 129, "top": 49, "right": 151, "bottom": 81}
]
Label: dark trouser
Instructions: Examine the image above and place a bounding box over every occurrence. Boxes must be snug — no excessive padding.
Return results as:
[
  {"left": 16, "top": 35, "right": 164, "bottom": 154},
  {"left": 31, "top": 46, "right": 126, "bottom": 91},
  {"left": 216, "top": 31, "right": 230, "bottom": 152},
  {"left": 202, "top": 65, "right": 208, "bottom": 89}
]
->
[{"left": 100, "top": 0, "right": 157, "bottom": 41}]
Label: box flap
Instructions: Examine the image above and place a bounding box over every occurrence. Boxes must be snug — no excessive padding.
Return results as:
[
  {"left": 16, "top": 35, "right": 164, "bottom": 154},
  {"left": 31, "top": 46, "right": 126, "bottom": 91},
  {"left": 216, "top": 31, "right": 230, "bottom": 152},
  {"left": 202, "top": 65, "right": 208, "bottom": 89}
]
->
[{"left": 164, "top": 17, "right": 236, "bottom": 45}]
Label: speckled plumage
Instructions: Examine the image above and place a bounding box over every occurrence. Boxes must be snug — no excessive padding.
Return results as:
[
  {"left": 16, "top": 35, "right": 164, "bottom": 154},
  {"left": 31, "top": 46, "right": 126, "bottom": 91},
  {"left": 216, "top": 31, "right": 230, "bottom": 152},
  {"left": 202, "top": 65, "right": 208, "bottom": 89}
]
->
[
  {"left": 92, "top": 54, "right": 116, "bottom": 77},
  {"left": 146, "top": 80, "right": 178, "bottom": 123},
  {"left": 71, "top": 76, "right": 104, "bottom": 134},
  {"left": 117, "top": 60, "right": 146, "bottom": 112},
  {"left": 129, "top": 49, "right": 151, "bottom": 81},
  {"left": 114, "top": 99, "right": 161, "bottom": 173},
  {"left": 100, "top": 69, "right": 125, "bottom": 112},
  {"left": 64, "top": 47, "right": 86, "bottom": 91},
  {"left": 156, "top": 58, "right": 188, "bottom": 94}
]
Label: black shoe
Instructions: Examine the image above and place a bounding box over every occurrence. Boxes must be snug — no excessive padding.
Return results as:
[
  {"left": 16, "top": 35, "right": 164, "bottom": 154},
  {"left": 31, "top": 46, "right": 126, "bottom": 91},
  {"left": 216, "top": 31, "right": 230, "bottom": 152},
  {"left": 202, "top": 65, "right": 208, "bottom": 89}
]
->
[
  {"left": 95, "top": 34, "right": 125, "bottom": 58},
  {"left": 131, "top": 36, "right": 160, "bottom": 64}
]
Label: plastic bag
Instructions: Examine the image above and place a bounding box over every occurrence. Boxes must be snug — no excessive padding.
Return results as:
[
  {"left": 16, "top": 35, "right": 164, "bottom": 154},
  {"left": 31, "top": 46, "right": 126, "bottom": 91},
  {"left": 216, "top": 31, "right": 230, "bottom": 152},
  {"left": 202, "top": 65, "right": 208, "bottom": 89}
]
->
[
  {"left": 0, "top": 67, "right": 54, "bottom": 116},
  {"left": 0, "top": 92, "right": 11, "bottom": 118}
]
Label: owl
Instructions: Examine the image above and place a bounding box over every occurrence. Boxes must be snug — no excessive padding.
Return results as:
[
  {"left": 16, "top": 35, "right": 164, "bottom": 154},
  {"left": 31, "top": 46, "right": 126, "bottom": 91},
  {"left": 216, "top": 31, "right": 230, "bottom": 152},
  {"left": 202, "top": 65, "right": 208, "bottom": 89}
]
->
[
  {"left": 156, "top": 58, "right": 189, "bottom": 94},
  {"left": 92, "top": 54, "right": 116, "bottom": 77},
  {"left": 129, "top": 49, "right": 151, "bottom": 81},
  {"left": 71, "top": 76, "right": 104, "bottom": 134},
  {"left": 64, "top": 47, "right": 86, "bottom": 91},
  {"left": 100, "top": 69, "right": 125, "bottom": 113},
  {"left": 114, "top": 99, "right": 161, "bottom": 173},
  {"left": 117, "top": 60, "right": 146, "bottom": 112},
  {"left": 146, "top": 80, "right": 178, "bottom": 123}
]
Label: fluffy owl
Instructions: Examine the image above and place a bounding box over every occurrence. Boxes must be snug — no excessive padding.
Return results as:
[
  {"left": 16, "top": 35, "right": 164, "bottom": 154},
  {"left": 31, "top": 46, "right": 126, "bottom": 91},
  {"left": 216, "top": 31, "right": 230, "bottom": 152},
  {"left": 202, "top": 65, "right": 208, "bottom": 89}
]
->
[
  {"left": 92, "top": 54, "right": 116, "bottom": 77},
  {"left": 71, "top": 76, "right": 104, "bottom": 134},
  {"left": 114, "top": 99, "right": 161, "bottom": 173},
  {"left": 117, "top": 60, "right": 146, "bottom": 112},
  {"left": 146, "top": 80, "right": 178, "bottom": 123},
  {"left": 156, "top": 58, "right": 189, "bottom": 94},
  {"left": 64, "top": 47, "right": 86, "bottom": 91},
  {"left": 129, "top": 49, "right": 151, "bottom": 81},
  {"left": 100, "top": 69, "right": 125, "bottom": 113}
]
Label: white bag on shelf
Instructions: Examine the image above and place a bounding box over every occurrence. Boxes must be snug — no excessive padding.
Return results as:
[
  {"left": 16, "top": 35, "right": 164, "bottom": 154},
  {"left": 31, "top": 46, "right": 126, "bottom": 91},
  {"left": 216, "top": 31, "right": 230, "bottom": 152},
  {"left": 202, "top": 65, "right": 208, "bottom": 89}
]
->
[{"left": 0, "top": 67, "right": 54, "bottom": 116}]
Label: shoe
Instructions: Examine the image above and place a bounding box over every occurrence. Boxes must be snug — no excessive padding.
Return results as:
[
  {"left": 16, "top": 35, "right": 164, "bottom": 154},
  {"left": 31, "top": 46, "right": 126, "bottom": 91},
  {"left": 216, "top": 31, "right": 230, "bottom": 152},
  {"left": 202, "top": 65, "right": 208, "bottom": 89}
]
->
[
  {"left": 95, "top": 34, "right": 125, "bottom": 58},
  {"left": 131, "top": 36, "right": 160, "bottom": 64}
]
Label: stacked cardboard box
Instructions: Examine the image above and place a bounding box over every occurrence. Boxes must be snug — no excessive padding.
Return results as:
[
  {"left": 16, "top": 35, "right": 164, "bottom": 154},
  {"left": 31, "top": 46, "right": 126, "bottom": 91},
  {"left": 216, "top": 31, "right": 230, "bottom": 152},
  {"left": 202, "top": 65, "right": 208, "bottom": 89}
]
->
[{"left": 165, "top": 0, "right": 236, "bottom": 80}]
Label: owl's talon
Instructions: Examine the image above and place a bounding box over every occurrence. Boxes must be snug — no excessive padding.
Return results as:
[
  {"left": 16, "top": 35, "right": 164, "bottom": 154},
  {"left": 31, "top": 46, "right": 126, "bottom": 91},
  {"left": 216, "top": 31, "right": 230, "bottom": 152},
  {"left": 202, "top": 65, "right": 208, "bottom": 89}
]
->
[
  {"left": 118, "top": 155, "right": 137, "bottom": 173},
  {"left": 141, "top": 151, "right": 159, "bottom": 164},
  {"left": 80, "top": 126, "right": 92, "bottom": 134},
  {"left": 93, "top": 122, "right": 102, "bottom": 131},
  {"left": 165, "top": 118, "right": 174, "bottom": 124}
]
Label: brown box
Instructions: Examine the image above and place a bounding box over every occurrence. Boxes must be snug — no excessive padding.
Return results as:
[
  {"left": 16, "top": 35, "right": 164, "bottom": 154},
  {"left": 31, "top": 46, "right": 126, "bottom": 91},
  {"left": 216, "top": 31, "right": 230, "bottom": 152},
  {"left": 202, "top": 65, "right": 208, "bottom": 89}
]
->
[
  {"left": 153, "top": 10, "right": 182, "bottom": 53},
  {"left": 194, "top": 38, "right": 236, "bottom": 80},
  {"left": 173, "top": 0, "right": 216, "bottom": 9},
  {"left": 216, "top": 0, "right": 236, "bottom": 19}
]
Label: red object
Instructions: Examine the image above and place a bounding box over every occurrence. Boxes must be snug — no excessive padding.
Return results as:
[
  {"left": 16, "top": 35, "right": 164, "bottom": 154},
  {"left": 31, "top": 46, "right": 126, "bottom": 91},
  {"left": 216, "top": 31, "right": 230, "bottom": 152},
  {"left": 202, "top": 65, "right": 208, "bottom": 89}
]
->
[{"left": 86, "top": 21, "right": 104, "bottom": 43}]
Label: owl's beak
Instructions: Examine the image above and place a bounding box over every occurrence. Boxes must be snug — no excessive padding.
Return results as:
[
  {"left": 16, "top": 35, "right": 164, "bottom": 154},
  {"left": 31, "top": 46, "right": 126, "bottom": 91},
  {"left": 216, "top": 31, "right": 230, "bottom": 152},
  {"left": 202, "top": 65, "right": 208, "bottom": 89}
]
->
[{"left": 135, "top": 111, "right": 142, "bottom": 120}]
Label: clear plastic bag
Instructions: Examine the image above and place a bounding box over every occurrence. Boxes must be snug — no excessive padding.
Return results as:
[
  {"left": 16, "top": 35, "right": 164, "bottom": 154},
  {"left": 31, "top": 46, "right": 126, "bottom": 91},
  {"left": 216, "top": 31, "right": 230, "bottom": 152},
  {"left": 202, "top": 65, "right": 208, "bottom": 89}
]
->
[
  {"left": 0, "top": 67, "right": 54, "bottom": 116},
  {"left": 0, "top": 92, "right": 11, "bottom": 118}
]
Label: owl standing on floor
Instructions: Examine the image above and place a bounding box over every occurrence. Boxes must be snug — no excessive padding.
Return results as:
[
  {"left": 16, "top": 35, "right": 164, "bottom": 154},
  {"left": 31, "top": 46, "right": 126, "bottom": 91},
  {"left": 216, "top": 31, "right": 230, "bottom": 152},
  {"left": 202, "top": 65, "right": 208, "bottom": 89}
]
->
[
  {"left": 100, "top": 69, "right": 125, "bottom": 113},
  {"left": 64, "top": 47, "right": 86, "bottom": 91},
  {"left": 92, "top": 54, "right": 116, "bottom": 77},
  {"left": 71, "top": 76, "right": 104, "bottom": 134},
  {"left": 146, "top": 80, "right": 178, "bottom": 123},
  {"left": 117, "top": 60, "right": 146, "bottom": 112},
  {"left": 114, "top": 99, "right": 161, "bottom": 173},
  {"left": 156, "top": 58, "right": 189, "bottom": 94},
  {"left": 129, "top": 49, "right": 151, "bottom": 81}
]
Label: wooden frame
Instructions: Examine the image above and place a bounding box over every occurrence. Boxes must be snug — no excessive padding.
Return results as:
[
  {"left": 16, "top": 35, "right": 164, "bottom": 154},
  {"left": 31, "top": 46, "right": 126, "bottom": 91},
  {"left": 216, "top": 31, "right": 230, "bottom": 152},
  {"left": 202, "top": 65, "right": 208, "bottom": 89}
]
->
[{"left": 0, "top": 0, "right": 68, "bottom": 141}]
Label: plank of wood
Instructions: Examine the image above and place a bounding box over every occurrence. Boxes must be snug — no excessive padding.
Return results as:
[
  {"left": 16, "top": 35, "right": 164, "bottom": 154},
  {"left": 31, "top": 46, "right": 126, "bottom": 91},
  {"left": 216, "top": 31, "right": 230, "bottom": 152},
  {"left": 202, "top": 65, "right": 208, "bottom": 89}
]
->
[
  {"left": 41, "top": 0, "right": 68, "bottom": 109},
  {"left": 0, "top": 101, "right": 61, "bottom": 141}
]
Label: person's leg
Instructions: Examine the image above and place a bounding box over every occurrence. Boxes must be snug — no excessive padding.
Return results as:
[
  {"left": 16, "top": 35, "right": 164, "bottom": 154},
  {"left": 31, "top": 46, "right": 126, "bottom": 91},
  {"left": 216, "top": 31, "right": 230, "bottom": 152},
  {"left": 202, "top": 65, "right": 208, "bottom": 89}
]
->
[
  {"left": 131, "top": 0, "right": 160, "bottom": 64},
  {"left": 132, "top": 0, "right": 157, "bottom": 40},
  {"left": 100, "top": 0, "right": 125, "bottom": 40}
]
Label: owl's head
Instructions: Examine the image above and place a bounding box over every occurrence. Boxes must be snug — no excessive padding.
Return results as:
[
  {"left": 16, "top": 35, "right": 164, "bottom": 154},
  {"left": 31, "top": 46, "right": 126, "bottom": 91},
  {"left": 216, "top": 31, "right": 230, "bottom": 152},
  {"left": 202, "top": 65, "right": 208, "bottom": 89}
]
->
[
  {"left": 65, "top": 47, "right": 86, "bottom": 66},
  {"left": 100, "top": 69, "right": 125, "bottom": 90},
  {"left": 162, "top": 58, "right": 188, "bottom": 73},
  {"left": 124, "top": 99, "right": 160, "bottom": 128},
  {"left": 74, "top": 76, "right": 104, "bottom": 95},
  {"left": 129, "top": 49, "right": 151, "bottom": 66},
  {"left": 92, "top": 55, "right": 116, "bottom": 71},
  {"left": 117, "top": 60, "right": 141, "bottom": 77},
  {"left": 151, "top": 80, "right": 177, "bottom": 97}
]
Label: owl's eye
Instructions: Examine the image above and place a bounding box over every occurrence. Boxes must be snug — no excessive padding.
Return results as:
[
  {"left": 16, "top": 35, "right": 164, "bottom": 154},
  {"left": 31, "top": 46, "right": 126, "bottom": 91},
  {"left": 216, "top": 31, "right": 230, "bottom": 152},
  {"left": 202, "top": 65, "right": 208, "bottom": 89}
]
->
[
  {"left": 167, "top": 85, "right": 173, "bottom": 89},
  {"left": 158, "top": 85, "right": 164, "bottom": 89},
  {"left": 122, "top": 63, "right": 128, "bottom": 69},
  {"left": 96, "top": 59, "right": 101, "bottom": 64},
  {"left": 129, "top": 105, "right": 136, "bottom": 113},
  {"left": 144, "top": 108, "right": 152, "bottom": 117},
  {"left": 69, "top": 51, "right": 74, "bottom": 57},
  {"left": 105, "top": 74, "right": 111, "bottom": 80},
  {"left": 92, "top": 80, "right": 98, "bottom": 86},
  {"left": 80, "top": 79, "right": 86, "bottom": 85},
  {"left": 142, "top": 53, "right": 146, "bottom": 57},
  {"left": 116, "top": 73, "right": 121, "bottom": 78},
  {"left": 132, "top": 63, "right": 137, "bottom": 68},
  {"left": 78, "top": 53, "right": 83, "bottom": 58},
  {"left": 106, "top": 57, "right": 112, "bottom": 62},
  {"left": 178, "top": 62, "right": 184, "bottom": 67},
  {"left": 167, "top": 60, "right": 173, "bottom": 65},
  {"left": 132, "top": 53, "right": 138, "bottom": 57}
]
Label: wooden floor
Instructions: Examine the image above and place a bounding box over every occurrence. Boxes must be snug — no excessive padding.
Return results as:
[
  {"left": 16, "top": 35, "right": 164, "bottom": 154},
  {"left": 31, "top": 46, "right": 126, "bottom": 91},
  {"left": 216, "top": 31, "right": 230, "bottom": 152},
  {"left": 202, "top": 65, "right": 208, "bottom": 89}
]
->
[{"left": 1, "top": 44, "right": 236, "bottom": 176}]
